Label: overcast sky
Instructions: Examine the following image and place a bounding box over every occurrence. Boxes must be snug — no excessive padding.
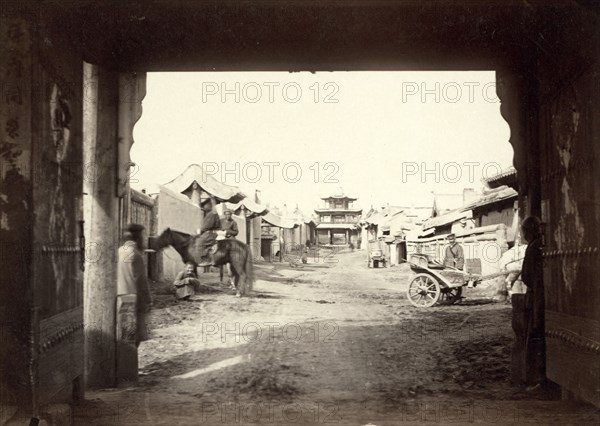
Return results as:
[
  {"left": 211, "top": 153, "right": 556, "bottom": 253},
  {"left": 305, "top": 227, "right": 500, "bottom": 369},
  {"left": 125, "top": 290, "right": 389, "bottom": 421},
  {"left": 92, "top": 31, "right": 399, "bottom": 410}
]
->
[{"left": 132, "top": 71, "right": 512, "bottom": 215}]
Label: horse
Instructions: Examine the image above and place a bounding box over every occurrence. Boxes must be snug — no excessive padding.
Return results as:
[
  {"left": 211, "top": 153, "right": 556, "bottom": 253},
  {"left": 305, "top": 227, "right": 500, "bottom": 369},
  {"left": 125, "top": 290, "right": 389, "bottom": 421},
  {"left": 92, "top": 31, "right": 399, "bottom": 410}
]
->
[
  {"left": 219, "top": 264, "right": 235, "bottom": 289},
  {"left": 152, "top": 228, "right": 254, "bottom": 297}
]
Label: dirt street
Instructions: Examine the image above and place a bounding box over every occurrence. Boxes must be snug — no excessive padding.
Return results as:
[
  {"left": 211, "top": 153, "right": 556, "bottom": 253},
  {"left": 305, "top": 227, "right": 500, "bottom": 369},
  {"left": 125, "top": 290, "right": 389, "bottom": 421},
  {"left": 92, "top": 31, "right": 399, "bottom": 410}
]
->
[{"left": 75, "top": 250, "right": 600, "bottom": 425}]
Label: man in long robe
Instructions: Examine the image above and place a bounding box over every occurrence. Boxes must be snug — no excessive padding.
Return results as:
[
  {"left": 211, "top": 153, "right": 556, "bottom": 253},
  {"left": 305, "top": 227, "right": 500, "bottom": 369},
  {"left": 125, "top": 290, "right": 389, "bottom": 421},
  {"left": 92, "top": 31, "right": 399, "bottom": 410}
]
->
[
  {"left": 520, "top": 216, "right": 546, "bottom": 391},
  {"left": 117, "top": 223, "right": 152, "bottom": 346}
]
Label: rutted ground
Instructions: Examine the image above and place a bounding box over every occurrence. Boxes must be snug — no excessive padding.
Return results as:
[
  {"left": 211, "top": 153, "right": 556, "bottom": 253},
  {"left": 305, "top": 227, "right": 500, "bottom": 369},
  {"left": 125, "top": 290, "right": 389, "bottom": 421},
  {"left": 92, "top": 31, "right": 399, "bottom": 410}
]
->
[{"left": 74, "top": 250, "right": 600, "bottom": 425}]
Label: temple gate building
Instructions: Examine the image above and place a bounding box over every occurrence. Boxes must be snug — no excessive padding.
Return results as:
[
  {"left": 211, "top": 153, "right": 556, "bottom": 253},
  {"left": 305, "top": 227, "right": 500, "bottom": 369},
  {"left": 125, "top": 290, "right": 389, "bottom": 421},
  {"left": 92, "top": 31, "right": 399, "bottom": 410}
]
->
[{"left": 315, "top": 190, "right": 362, "bottom": 246}]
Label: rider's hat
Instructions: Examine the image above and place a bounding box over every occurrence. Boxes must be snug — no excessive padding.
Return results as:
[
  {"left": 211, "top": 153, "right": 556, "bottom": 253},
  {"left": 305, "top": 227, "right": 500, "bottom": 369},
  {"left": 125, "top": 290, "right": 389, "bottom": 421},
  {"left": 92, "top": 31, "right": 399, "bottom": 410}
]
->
[
  {"left": 125, "top": 223, "right": 145, "bottom": 233},
  {"left": 200, "top": 195, "right": 214, "bottom": 207},
  {"left": 447, "top": 233, "right": 456, "bottom": 239}
]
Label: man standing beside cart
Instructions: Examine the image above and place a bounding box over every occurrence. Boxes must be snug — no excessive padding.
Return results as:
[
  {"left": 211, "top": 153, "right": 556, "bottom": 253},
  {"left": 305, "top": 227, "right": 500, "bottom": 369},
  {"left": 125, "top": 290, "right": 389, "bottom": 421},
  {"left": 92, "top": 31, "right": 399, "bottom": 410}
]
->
[{"left": 443, "top": 233, "right": 464, "bottom": 270}]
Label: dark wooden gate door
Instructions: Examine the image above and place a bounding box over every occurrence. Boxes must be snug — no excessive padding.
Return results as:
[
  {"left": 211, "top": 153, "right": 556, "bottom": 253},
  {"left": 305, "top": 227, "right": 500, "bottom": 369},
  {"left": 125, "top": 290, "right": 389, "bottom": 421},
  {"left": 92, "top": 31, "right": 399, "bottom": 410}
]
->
[
  {"left": 31, "top": 32, "right": 85, "bottom": 408},
  {"left": 539, "top": 64, "right": 600, "bottom": 405}
]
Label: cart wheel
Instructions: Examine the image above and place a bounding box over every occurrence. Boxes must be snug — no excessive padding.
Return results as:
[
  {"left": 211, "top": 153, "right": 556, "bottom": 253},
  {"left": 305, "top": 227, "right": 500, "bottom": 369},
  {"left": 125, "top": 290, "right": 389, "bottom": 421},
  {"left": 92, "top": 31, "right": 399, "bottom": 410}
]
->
[
  {"left": 439, "top": 287, "right": 463, "bottom": 305},
  {"left": 407, "top": 273, "right": 441, "bottom": 307}
]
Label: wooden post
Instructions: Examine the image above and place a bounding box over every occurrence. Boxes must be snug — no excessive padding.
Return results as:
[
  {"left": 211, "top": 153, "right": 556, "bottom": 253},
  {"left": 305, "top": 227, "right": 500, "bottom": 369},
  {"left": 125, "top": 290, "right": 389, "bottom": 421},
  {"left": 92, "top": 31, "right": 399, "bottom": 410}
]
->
[
  {"left": 279, "top": 228, "right": 283, "bottom": 262},
  {"left": 116, "top": 295, "right": 138, "bottom": 385}
]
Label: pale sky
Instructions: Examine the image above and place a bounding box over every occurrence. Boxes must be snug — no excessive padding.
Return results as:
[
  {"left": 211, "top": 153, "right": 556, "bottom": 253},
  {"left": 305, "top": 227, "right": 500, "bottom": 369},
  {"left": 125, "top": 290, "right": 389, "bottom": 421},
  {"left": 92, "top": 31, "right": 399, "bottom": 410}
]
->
[{"left": 132, "top": 71, "right": 512, "bottom": 215}]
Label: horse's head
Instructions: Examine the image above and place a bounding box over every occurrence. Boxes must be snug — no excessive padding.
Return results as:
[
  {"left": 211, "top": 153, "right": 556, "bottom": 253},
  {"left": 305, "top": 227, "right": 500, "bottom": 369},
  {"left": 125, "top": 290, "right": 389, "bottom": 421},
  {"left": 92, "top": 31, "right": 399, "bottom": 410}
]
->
[{"left": 153, "top": 227, "right": 173, "bottom": 251}]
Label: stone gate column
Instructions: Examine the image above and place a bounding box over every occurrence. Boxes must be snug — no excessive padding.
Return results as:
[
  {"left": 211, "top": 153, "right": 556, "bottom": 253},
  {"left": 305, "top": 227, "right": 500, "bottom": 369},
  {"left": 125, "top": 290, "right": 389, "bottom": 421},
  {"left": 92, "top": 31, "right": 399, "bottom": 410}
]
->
[
  {"left": 83, "top": 63, "right": 120, "bottom": 388},
  {"left": 83, "top": 66, "right": 146, "bottom": 388}
]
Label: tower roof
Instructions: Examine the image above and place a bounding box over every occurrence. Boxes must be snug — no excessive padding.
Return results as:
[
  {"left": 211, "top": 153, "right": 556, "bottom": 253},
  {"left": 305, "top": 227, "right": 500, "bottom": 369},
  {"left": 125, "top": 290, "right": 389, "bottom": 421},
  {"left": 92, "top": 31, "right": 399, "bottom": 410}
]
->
[{"left": 320, "top": 186, "right": 357, "bottom": 201}]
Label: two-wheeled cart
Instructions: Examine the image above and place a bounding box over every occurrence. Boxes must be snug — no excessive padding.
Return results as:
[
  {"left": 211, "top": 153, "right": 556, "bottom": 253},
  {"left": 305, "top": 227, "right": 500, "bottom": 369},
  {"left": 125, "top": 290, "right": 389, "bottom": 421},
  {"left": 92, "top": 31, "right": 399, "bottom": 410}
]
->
[{"left": 406, "top": 253, "right": 506, "bottom": 308}]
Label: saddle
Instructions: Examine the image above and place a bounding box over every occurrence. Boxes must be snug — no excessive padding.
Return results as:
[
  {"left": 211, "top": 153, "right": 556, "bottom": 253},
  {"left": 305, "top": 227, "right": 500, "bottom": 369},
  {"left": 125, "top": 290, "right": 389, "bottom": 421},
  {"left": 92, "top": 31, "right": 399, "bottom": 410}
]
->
[{"left": 208, "top": 230, "right": 227, "bottom": 252}]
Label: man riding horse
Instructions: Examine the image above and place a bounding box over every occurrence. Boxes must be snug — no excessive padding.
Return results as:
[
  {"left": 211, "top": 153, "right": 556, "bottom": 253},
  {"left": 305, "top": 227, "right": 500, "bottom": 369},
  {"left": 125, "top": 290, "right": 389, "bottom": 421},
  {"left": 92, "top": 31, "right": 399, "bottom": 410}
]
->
[
  {"left": 220, "top": 209, "right": 239, "bottom": 286},
  {"left": 197, "top": 196, "right": 221, "bottom": 267}
]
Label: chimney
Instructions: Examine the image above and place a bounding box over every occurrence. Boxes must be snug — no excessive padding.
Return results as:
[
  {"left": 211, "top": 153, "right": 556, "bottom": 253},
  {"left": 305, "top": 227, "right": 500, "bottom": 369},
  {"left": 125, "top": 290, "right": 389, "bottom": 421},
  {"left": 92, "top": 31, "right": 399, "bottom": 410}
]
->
[
  {"left": 463, "top": 188, "right": 476, "bottom": 205},
  {"left": 255, "top": 189, "right": 261, "bottom": 203}
]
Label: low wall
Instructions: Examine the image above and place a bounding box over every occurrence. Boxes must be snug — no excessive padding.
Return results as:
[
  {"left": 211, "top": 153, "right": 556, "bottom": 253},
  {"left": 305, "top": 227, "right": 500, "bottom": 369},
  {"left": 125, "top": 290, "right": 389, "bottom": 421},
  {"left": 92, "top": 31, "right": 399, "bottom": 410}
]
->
[
  {"left": 130, "top": 189, "right": 155, "bottom": 234},
  {"left": 407, "top": 224, "right": 509, "bottom": 278}
]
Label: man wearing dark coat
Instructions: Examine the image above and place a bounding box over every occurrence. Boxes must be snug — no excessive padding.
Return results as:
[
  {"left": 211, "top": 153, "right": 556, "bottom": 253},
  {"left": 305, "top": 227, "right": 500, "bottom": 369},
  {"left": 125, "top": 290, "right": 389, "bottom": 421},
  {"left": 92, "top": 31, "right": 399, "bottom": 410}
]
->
[
  {"left": 197, "top": 197, "right": 221, "bottom": 267},
  {"left": 220, "top": 209, "right": 239, "bottom": 238},
  {"left": 520, "top": 215, "right": 546, "bottom": 391},
  {"left": 220, "top": 209, "right": 239, "bottom": 285}
]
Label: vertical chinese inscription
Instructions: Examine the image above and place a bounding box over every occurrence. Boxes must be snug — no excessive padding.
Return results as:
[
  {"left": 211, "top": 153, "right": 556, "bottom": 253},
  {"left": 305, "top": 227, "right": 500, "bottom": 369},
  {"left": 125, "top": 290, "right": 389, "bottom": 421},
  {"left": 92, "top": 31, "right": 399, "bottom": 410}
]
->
[{"left": 1, "top": 17, "right": 32, "bottom": 219}]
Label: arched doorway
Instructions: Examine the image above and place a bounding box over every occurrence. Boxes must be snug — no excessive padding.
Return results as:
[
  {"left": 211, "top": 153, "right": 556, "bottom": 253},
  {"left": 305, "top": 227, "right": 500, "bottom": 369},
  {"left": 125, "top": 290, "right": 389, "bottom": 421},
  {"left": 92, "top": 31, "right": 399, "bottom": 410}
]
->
[{"left": 2, "top": 2, "right": 598, "bottom": 420}]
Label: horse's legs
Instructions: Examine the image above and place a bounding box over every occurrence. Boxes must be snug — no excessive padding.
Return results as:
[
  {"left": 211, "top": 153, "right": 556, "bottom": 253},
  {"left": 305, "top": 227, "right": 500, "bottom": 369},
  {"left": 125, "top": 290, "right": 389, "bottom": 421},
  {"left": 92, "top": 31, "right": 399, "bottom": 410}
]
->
[
  {"left": 235, "top": 274, "right": 244, "bottom": 297},
  {"left": 219, "top": 265, "right": 224, "bottom": 283},
  {"left": 235, "top": 262, "right": 246, "bottom": 297},
  {"left": 231, "top": 265, "right": 243, "bottom": 297},
  {"left": 227, "top": 263, "right": 235, "bottom": 287},
  {"left": 229, "top": 264, "right": 238, "bottom": 291}
]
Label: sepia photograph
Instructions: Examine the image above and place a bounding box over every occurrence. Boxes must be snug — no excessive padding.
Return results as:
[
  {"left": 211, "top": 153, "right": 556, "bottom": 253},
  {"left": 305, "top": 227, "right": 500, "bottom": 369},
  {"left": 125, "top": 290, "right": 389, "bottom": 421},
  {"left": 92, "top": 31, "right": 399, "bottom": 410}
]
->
[{"left": 0, "top": 1, "right": 599, "bottom": 425}]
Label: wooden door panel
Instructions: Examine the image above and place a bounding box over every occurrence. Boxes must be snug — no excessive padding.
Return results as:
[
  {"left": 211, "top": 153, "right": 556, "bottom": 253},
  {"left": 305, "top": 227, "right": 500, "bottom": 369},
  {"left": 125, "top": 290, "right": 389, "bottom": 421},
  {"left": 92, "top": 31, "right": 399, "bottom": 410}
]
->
[
  {"left": 540, "top": 64, "right": 600, "bottom": 406},
  {"left": 32, "top": 29, "right": 84, "bottom": 406}
]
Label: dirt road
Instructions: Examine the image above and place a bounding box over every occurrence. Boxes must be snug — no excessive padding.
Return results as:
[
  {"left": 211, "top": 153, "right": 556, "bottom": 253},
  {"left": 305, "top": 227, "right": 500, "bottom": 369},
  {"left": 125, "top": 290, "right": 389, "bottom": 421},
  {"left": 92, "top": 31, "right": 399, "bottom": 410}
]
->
[{"left": 75, "top": 250, "right": 599, "bottom": 425}]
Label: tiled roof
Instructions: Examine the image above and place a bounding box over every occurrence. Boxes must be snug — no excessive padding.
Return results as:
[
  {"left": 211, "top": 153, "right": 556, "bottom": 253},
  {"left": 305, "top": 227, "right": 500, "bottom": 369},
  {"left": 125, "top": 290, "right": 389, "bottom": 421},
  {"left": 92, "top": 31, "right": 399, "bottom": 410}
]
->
[
  {"left": 463, "top": 186, "right": 517, "bottom": 210},
  {"left": 423, "top": 186, "right": 517, "bottom": 230},
  {"left": 485, "top": 166, "right": 517, "bottom": 186}
]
